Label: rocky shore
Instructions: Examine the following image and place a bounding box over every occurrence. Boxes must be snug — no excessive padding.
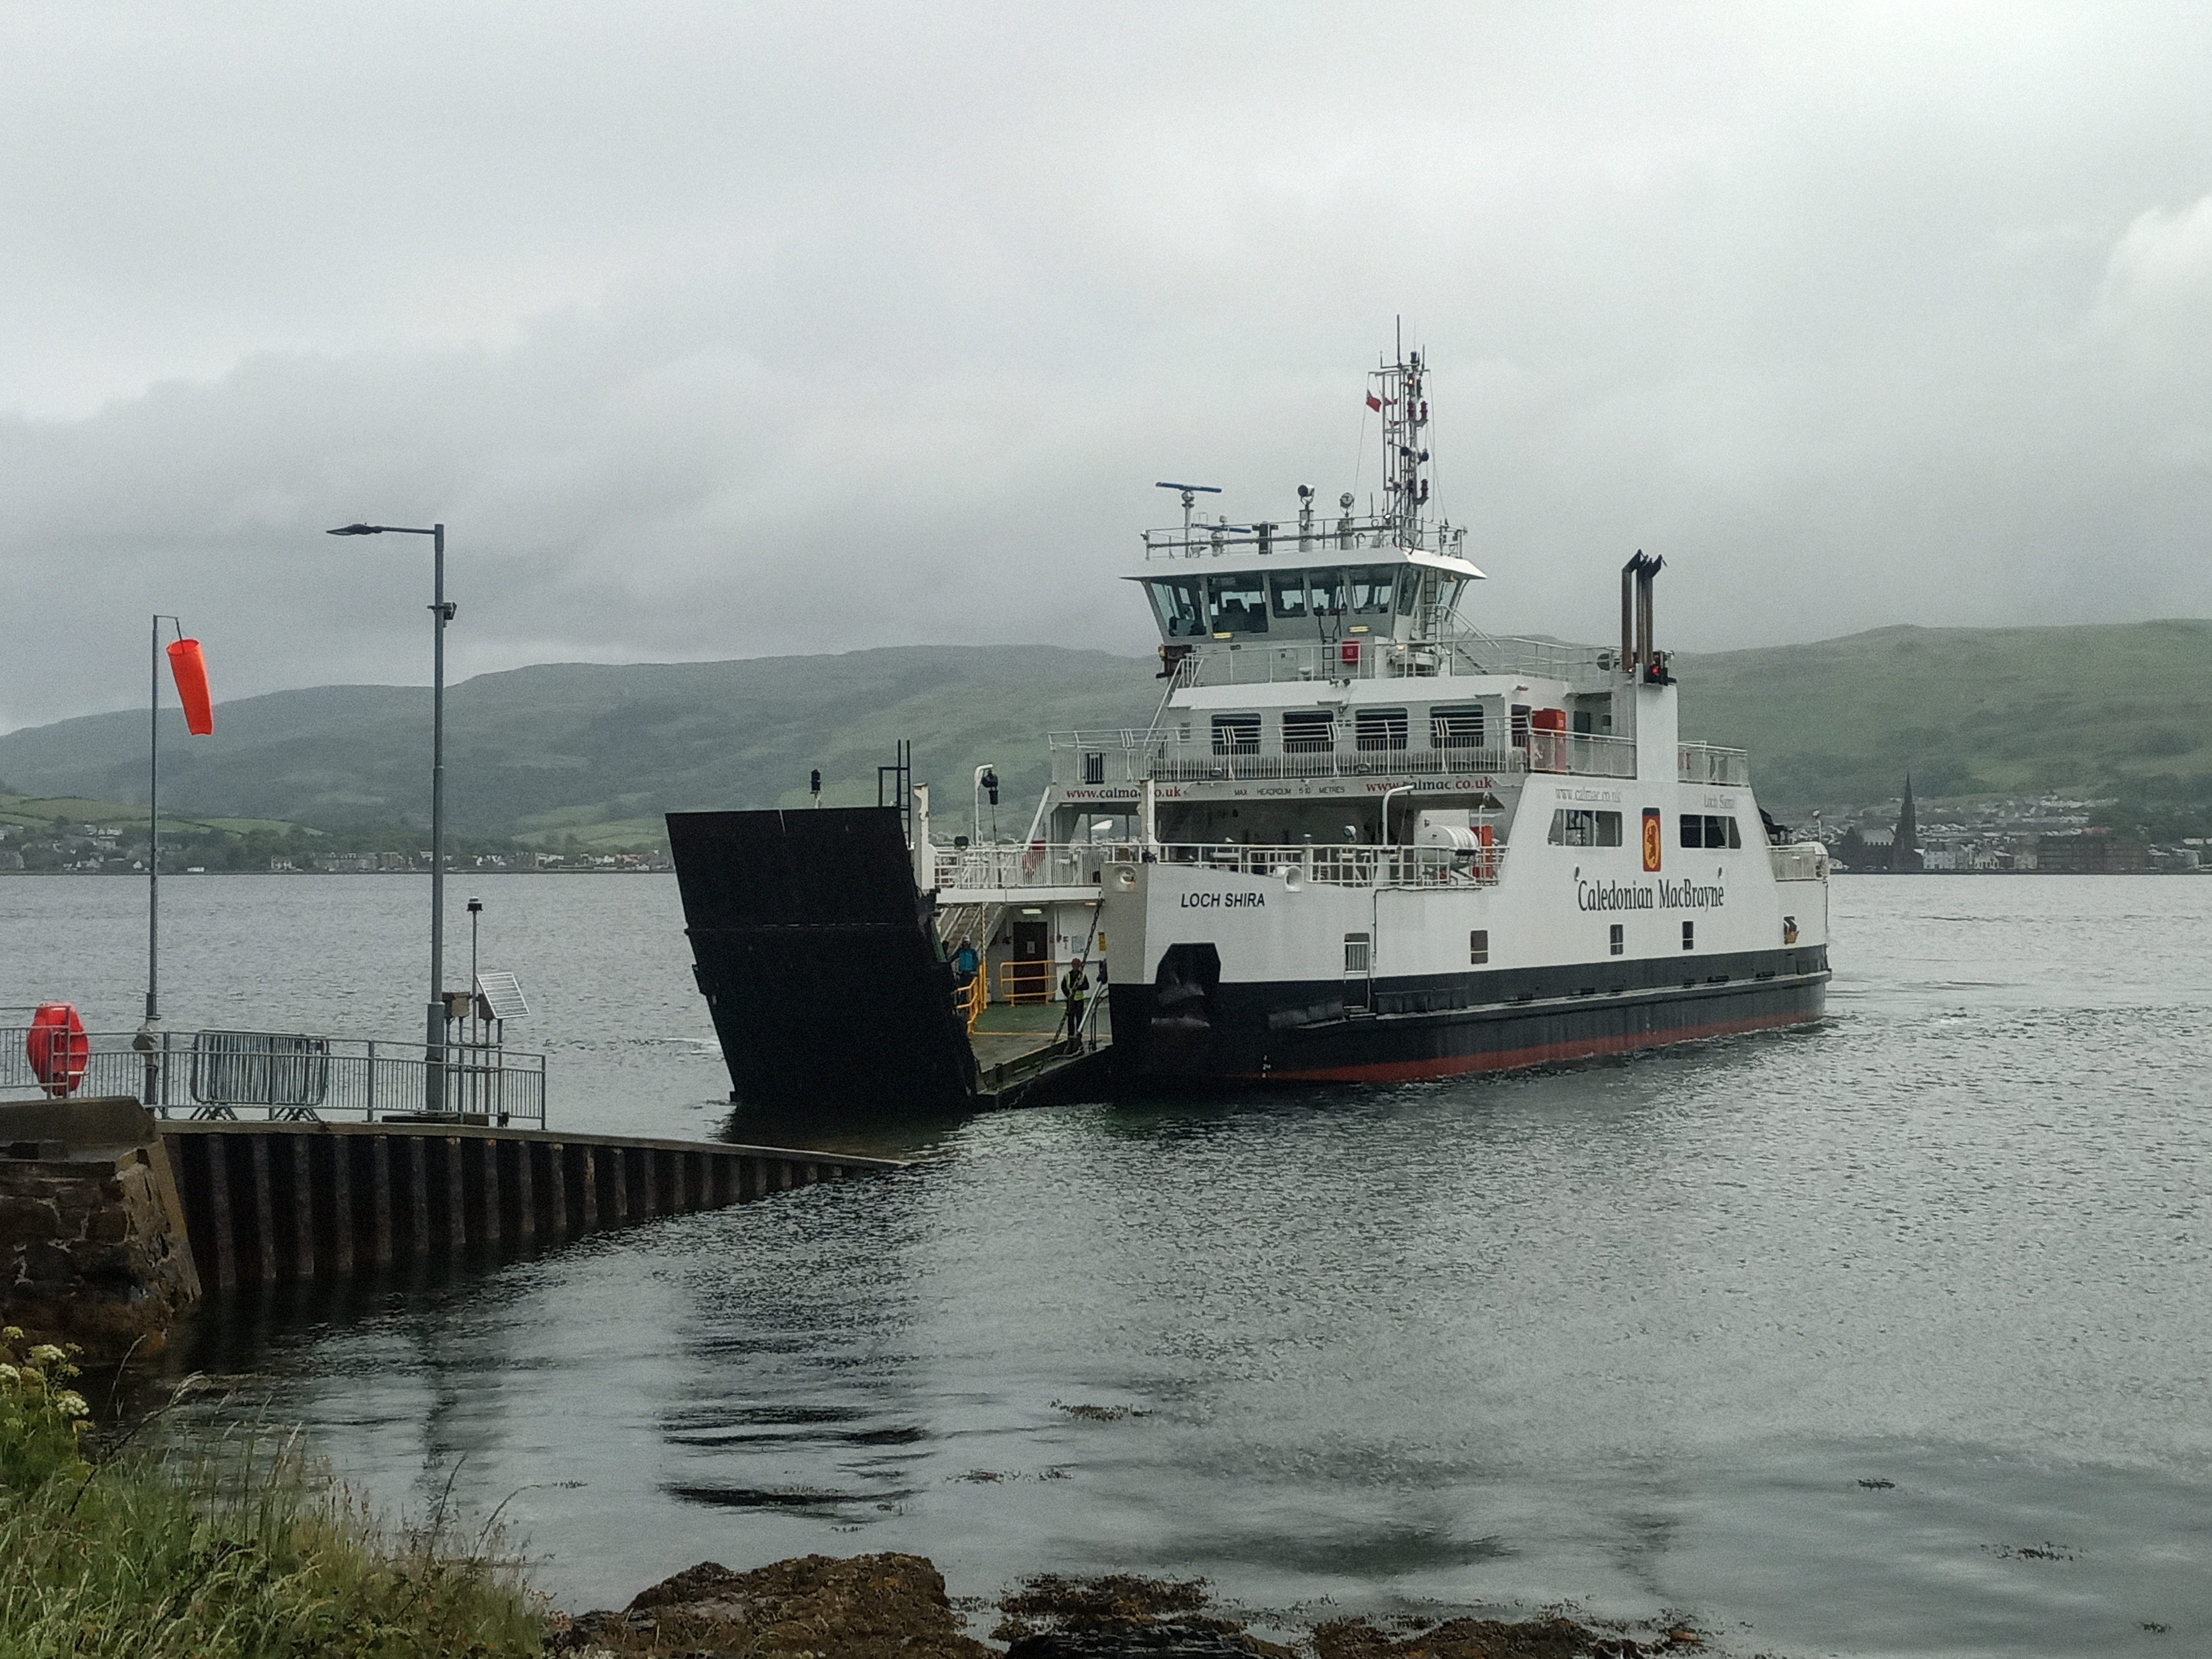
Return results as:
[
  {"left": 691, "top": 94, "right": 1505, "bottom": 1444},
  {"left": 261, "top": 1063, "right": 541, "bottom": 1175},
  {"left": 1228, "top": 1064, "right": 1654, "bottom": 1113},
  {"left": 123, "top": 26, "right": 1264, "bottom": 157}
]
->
[{"left": 547, "top": 1553, "right": 1709, "bottom": 1659}]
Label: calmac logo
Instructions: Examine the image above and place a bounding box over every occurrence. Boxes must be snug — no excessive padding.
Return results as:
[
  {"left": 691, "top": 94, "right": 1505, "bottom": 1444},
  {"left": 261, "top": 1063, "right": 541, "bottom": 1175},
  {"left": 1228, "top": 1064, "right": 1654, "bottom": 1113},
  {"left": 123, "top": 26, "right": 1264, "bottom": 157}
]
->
[{"left": 1641, "top": 807, "right": 1662, "bottom": 872}]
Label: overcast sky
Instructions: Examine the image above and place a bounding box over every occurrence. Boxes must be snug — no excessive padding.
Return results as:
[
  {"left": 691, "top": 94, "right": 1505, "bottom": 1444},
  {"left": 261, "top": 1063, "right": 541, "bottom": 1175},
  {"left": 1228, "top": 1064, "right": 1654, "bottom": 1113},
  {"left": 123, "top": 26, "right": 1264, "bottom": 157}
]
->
[{"left": 4, "top": 2, "right": 2211, "bottom": 730}]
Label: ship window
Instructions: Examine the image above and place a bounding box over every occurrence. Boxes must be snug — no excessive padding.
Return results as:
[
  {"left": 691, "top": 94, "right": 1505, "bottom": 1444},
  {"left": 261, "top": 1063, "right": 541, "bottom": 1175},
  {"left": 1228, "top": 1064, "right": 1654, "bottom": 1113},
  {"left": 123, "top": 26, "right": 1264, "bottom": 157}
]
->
[
  {"left": 1282, "top": 709, "right": 1335, "bottom": 752},
  {"left": 1470, "top": 929, "right": 1489, "bottom": 965},
  {"left": 1205, "top": 572, "right": 1268, "bottom": 635},
  {"left": 1308, "top": 568, "right": 1349, "bottom": 616},
  {"left": 1682, "top": 921, "right": 1695, "bottom": 951},
  {"left": 1148, "top": 578, "right": 1206, "bottom": 640},
  {"left": 1510, "top": 704, "right": 1530, "bottom": 748},
  {"left": 1211, "top": 714, "right": 1261, "bottom": 755},
  {"left": 1609, "top": 924, "right": 1624, "bottom": 956},
  {"left": 1679, "top": 813, "right": 1743, "bottom": 849},
  {"left": 1548, "top": 808, "right": 1623, "bottom": 847},
  {"left": 1349, "top": 565, "right": 1397, "bottom": 614},
  {"left": 1396, "top": 568, "right": 1419, "bottom": 614},
  {"left": 1344, "top": 933, "right": 1371, "bottom": 973},
  {"left": 1082, "top": 752, "right": 1106, "bottom": 785},
  {"left": 1431, "top": 705, "right": 1485, "bottom": 749},
  {"left": 1269, "top": 573, "right": 1310, "bottom": 619},
  {"left": 1354, "top": 707, "right": 1408, "bottom": 751},
  {"left": 1432, "top": 574, "right": 1465, "bottom": 617}
]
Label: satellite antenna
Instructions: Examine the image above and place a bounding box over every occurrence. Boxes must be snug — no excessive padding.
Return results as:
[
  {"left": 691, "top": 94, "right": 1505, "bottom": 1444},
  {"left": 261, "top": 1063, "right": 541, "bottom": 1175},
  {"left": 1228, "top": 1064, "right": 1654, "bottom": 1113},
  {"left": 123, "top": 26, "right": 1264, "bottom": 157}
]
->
[{"left": 1156, "top": 480, "right": 1221, "bottom": 546}]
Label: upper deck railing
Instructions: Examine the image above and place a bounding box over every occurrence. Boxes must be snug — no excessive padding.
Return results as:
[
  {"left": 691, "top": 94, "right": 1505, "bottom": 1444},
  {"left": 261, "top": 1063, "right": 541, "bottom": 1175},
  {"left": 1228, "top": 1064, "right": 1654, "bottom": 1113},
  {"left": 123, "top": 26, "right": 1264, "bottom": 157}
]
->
[
  {"left": 1141, "top": 512, "right": 1469, "bottom": 562},
  {"left": 1049, "top": 729, "right": 1639, "bottom": 786},
  {"left": 932, "top": 840, "right": 1510, "bottom": 895},
  {"left": 1162, "top": 632, "right": 1615, "bottom": 689},
  {"left": 1678, "top": 743, "right": 1750, "bottom": 786}
]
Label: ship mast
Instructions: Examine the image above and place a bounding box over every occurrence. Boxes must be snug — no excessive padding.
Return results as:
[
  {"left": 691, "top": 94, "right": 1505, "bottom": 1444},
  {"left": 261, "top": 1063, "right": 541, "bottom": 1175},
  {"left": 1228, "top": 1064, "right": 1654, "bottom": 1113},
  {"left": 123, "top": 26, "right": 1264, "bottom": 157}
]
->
[{"left": 1373, "top": 339, "right": 1431, "bottom": 549}]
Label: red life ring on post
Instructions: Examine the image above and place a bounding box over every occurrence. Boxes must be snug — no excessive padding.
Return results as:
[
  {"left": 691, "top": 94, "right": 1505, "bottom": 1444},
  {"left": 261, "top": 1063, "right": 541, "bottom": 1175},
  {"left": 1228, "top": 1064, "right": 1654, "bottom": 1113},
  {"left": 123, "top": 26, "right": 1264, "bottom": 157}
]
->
[{"left": 26, "top": 1002, "right": 88, "bottom": 1098}]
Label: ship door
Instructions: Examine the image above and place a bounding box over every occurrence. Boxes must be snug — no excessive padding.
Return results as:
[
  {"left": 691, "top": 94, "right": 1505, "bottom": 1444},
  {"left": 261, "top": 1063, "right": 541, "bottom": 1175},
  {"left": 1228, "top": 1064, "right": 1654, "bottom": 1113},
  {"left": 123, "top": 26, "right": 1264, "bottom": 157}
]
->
[
  {"left": 1008, "top": 915, "right": 1051, "bottom": 1003},
  {"left": 1343, "top": 931, "right": 1372, "bottom": 1014}
]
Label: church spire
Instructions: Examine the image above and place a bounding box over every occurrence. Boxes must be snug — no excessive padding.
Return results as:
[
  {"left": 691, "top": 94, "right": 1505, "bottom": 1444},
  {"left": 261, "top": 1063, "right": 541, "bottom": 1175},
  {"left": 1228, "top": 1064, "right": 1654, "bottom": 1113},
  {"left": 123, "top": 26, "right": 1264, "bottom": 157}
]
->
[{"left": 1894, "top": 774, "right": 1919, "bottom": 871}]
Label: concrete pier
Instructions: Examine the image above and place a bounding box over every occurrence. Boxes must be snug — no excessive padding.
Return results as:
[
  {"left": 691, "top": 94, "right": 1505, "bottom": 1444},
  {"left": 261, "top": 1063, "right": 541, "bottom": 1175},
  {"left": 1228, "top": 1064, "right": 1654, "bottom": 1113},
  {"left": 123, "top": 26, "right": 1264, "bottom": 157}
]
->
[{"left": 161, "top": 1122, "right": 899, "bottom": 1291}]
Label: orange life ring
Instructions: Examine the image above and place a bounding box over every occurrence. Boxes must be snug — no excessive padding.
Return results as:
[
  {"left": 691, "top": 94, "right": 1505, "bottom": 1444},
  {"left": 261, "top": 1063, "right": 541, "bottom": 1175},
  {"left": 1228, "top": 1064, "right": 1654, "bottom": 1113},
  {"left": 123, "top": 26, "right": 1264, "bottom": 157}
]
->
[{"left": 26, "top": 1002, "right": 88, "bottom": 1098}]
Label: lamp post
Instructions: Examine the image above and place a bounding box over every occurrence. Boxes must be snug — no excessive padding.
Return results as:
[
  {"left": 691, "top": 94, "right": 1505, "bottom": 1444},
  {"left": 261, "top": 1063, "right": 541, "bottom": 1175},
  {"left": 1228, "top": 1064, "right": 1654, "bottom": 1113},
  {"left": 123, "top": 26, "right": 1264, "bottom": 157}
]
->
[{"left": 328, "top": 521, "right": 454, "bottom": 1112}]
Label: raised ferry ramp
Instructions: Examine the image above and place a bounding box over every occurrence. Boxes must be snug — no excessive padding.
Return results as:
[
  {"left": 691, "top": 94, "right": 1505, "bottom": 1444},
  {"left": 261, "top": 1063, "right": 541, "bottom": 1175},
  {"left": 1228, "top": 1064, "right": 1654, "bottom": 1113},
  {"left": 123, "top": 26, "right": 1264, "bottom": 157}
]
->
[{"left": 668, "top": 806, "right": 1107, "bottom": 1119}]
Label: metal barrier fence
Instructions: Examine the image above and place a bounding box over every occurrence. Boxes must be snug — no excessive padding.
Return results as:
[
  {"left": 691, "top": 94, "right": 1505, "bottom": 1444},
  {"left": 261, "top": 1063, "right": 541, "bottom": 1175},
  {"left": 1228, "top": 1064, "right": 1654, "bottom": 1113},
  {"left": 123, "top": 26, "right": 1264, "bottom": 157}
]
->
[{"left": 0, "top": 1027, "right": 547, "bottom": 1126}]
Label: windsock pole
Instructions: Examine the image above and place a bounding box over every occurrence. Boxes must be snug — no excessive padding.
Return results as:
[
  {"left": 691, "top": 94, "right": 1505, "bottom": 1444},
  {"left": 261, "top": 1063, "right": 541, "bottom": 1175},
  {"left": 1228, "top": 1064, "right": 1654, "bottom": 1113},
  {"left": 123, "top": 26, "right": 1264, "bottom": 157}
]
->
[
  {"left": 141, "top": 617, "right": 213, "bottom": 1110},
  {"left": 142, "top": 614, "right": 170, "bottom": 1107}
]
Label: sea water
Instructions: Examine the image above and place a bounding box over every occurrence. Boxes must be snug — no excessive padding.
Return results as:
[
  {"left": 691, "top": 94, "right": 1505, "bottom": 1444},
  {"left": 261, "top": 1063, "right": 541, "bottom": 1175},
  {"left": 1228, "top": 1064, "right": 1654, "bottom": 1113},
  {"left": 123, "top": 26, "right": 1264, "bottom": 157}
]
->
[{"left": 3, "top": 873, "right": 2208, "bottom": 1654}]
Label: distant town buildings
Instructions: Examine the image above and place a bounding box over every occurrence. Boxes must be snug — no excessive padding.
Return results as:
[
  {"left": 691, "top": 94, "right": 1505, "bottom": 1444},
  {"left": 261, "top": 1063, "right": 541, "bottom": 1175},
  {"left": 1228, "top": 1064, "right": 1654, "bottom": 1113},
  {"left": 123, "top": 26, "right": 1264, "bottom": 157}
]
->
[{"left": 1826, "top": 783, "right": 2171, "bottom": 873}]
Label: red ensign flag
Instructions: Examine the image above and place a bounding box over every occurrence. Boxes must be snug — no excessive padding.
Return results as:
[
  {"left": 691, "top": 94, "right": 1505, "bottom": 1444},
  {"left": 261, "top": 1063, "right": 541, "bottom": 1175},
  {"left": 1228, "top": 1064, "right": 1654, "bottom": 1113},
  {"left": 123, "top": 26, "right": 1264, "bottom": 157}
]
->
[{"left": 167, "top": 638, "right": 214, "bottom": 735}]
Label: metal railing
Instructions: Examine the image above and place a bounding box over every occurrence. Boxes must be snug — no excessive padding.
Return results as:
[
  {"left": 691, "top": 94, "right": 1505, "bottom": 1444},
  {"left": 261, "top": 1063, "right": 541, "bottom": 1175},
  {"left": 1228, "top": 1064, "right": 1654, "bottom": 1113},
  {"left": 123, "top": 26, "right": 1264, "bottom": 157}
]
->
[
  {"left": 0, "top": 1026, "right": 547, "bottom": 1126},
  {"left": 1153, "top": 841, "right": 1509, "bottom": 889},
  {"left": 1527, "top": 730, "right": 1637, "bottom": 778},
  {"left": 1153, "top": 631, "right": 1616, "bottom": 690},
  {"left": 1769, "top": 843, "right": 1828, "bottom": 882},
  {"left": 1048, "top": 734, "right": 1531, "bottom": 787},
  {"left": 1679, "top": 743, "right": 1751, "bottom": 786},
  {"left": 998, "top": 960, "right": 1053, "bottom": 1004},
  {"left": 934, "top": 842, "right": 1124, "bottom": 892}
]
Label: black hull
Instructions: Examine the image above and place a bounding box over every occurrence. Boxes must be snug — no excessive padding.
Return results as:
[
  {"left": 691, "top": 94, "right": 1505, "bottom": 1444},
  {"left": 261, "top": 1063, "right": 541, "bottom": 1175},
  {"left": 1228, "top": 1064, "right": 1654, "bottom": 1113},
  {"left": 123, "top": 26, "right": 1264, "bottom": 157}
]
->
[{"left": 1110, "top": 945, "right": 1829, "bottom": 1083}]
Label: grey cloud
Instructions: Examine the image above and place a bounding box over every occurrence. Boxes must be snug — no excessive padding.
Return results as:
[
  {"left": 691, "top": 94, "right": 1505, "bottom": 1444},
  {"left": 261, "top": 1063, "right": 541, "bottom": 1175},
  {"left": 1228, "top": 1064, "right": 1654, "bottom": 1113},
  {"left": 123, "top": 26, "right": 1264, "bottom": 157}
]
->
[{"left": 6, "top": 3, "right": 2212, "bottom": 729}]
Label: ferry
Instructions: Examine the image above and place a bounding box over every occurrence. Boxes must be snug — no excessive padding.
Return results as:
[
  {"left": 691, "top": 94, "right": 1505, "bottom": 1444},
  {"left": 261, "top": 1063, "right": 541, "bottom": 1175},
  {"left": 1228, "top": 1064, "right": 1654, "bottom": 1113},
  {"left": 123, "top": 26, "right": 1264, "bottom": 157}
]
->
[{"left": 669, "top": 347, "right": 1830, "bottom": 1113}]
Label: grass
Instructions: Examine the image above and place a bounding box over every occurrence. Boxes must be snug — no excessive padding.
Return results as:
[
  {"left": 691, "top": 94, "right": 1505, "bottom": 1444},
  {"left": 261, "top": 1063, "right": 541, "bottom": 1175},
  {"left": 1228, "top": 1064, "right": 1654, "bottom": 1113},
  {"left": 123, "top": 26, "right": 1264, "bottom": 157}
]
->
[{"left": 0, "top": 1332, "right": 544, "bottom": 1659}]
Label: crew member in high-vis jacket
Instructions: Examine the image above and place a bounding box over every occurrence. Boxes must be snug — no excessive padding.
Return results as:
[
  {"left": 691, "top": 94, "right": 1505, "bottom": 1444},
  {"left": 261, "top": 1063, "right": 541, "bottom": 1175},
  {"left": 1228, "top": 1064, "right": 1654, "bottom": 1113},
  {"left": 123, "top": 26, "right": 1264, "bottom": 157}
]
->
[{"left": 1059, "top": 957, "right": 1090, "bottom": 1050}]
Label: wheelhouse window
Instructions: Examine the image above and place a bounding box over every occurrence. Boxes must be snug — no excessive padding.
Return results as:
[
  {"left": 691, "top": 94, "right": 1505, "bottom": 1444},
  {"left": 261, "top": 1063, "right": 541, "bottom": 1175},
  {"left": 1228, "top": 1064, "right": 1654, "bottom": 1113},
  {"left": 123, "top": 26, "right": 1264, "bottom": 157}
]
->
[
  {"left": 1205, "top": 572, "right": 1268, "bottom": 635},
  {"left": 1282, "top": 709, "right": 1335, "bottom": 752},
  {"left": 1354, "top": 707, "right": 1408, "bottom": 751},
  {"left": 1147, "top": 577, "right": 1205, "bottom": 639},
  {"left": 1269, "top": 573, "right": 1310, "bottom": 619},
  {"left": 1211, "top": 713, "right": 1261, "bottom": 755},
  {"left": 1428, "top": 573, "right": 1466, "bottom": 619},
  {"left": 1548, "top": 808, "right": 1623, "bottom": 847},
  {"left": 1349, "top": 565, "right": 1397, "bottom": 614},
  {"left": 1430, "top": 705, "right": 1485, "bottom": 749},
  {"left": 1308, "top": 568, "right": 1349, "bottom": 616},
  {"left": 1395, "top": 568, "right": 1420, "bottom": 614},
  {"left": 1679, "top": 813, "right": 1743, "bottom": 849}
]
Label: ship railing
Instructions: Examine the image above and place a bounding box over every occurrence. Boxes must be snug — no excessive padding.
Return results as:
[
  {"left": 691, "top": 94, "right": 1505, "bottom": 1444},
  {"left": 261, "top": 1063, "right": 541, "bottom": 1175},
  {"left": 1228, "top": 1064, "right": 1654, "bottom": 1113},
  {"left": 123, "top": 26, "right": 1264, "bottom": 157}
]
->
[
  {"left": 1049, "top": 736, "right": 1530, "bottom": 786},
  {"left": 1769, "top": 843, "right": 1829, "bottom": 882},
  {"left": 1527, "top": 731, "right": 1637, "bottom": 778},
  {"left": 1153, "top": 841, "right": 1510, "bottom": 889},
  {"left": 0, "top": 1026, "right": 547, "bottom": 1126},
  {"left": 1140, "top": 513, "right": 1463, "bottom": 560},
  {"left": 996, "top": 960, "right": 1053, "bottom": 1004},
  {"left": 1678, "top": 743, "right": 1751, "bottom": 786},
  {"left": 933, "top": 841, "right": 1127, "bottom": 892},
  {"left": 1153, "top": 632, "right": 1615, "bottom": 690}
]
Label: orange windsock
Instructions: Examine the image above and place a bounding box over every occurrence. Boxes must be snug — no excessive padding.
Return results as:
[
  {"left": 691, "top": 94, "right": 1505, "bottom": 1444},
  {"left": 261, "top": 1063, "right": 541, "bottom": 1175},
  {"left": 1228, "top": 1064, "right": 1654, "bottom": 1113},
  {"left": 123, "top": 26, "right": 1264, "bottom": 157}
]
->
[{"left": 167, "top": 638, "right": 214, "bottom": 735}]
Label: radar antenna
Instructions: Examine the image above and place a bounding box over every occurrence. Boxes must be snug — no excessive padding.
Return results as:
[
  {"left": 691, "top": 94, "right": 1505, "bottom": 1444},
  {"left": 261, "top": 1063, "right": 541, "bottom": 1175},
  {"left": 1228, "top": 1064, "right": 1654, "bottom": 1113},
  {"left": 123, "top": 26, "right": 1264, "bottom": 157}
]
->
[{"left": 1156, "top": 480, "right": 1221, "bottom": 545}]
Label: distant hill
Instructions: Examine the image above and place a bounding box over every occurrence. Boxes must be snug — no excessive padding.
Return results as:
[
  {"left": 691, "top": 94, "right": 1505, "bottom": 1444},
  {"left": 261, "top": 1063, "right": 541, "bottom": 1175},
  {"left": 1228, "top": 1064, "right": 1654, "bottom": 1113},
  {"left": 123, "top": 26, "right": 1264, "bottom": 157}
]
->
[
  {"left": 4, "top": 622, "right": 2209, "bottom": 843},
  {"left": 0, "top": 647, "right": 1165, "bottom": 846},
  {"left": 1672, "top": 619, "right": 2212, "bottom": 812}
]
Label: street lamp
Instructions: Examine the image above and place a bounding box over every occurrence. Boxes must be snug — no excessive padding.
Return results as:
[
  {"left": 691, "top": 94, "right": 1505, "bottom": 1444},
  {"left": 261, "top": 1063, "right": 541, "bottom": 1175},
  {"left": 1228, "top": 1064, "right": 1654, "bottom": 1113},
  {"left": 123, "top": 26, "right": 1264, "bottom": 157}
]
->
[{"left": 328, "top": 521, "right": 455, "bottom": 1112}]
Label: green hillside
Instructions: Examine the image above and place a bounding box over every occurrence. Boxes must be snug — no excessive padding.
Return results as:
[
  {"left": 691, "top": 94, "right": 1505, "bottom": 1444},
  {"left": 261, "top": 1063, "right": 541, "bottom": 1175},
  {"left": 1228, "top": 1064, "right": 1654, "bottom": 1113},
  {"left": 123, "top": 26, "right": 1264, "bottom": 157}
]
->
[
  {"left": 1673, "top": 619, "right": 2212, "bottom": 813},
  {"left": 0, "top": 647, "right": 1165, "bottom": 846},
  {"left": 5, "top": 623, "right": 2209, "bottom": 846}
]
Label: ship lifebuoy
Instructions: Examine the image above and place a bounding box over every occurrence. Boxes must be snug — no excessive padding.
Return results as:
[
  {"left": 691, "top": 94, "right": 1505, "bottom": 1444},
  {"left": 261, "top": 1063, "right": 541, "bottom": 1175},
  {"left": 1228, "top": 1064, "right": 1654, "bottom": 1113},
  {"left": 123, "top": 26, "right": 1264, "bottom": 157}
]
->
[{"left": 26, "top": 1002, "right": 88, "bottom": 1098}]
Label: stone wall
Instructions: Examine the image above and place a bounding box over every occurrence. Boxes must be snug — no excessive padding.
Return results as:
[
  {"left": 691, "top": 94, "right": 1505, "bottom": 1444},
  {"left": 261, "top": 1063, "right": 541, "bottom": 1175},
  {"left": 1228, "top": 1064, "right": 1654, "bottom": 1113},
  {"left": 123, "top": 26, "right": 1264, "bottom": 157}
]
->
[{"left": 0, "top": 1097, "right": 201, "bottom": 1359}]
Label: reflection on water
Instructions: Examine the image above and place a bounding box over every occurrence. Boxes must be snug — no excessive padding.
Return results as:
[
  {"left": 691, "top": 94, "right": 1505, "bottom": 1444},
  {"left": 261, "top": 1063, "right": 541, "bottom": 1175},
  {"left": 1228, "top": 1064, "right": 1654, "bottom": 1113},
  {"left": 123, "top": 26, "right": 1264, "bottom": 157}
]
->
[{"left": 12, "top": 874, "right": 2211, "bottom": 1652}]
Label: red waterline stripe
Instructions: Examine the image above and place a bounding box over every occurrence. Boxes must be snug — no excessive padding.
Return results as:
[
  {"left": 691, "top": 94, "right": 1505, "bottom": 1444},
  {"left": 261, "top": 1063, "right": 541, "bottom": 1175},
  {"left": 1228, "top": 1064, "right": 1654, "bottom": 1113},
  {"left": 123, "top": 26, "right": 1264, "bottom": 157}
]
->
[{"left": 1249, "top": 1008, "right": 1815, "bottom": 1084}]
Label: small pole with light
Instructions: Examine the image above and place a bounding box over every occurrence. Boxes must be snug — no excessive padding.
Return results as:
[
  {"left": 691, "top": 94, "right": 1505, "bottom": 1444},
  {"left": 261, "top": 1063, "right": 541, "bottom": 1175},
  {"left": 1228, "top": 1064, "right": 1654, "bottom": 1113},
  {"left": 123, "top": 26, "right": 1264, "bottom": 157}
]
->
[{"left": 327, "top": 520, "right": 453, "bottom": 1112}]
